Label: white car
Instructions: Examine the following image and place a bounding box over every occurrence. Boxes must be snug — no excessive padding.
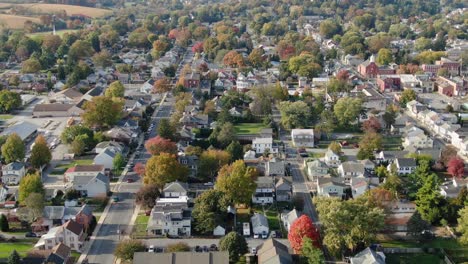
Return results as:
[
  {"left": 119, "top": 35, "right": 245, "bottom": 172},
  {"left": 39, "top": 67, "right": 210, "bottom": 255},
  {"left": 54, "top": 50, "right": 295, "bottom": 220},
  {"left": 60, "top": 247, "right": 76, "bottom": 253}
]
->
[
  {"left": 251, "top": 247, "right": 257, "bottom": 255},
  {"left": 148, "top": 245, "right": 155, "bottom": 252}
]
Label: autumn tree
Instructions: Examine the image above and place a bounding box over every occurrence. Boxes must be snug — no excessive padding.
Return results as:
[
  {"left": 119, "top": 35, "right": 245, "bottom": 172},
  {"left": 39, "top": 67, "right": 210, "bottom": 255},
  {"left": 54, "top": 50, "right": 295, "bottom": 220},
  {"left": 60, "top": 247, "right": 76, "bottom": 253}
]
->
[
  {"left": 92, "top": 50, "right": 113, "bottom": 68},
  {"left": 134, "top": 162, "right": 145, "bottom": 176},
  {"left": 439, "top": 145, "right": 458, "bottom": 166},
  {"left": 288, "top": 215, "right": 320, "bottom": 253},
  {"left": 153, "top": 78, "right": 171, "bottom": 94},
  {"left": 30, "top": 135, "right": 52, "bottom": 169},
  {"left": 362, "top": 116, "right": 382, "bottom": 133},
  {"left": 144, "top": 153, "right": 188, "bottom": 188},
  {"left": 105, "top": 81, "right": 125, "bottom": 98},
  {"left": 192, "top": 189, "right": 228, "bottom": 234},
  {"left": 145, "top": 136, "right": 177, "bottom": 156},
  {"left": 376, "top": 48, "right": 393, "bottom": 65},
  {"left": 135, "top": 184, "right": 160, "bottom": 209},
  {"left": 223, "top": 50, "right": 244, "bottom": 68},
  {"left": 215, "top": 160, "right": 257, "bottom": 205},
  {"left": 357, "top": 131, "right": 382, "bottom": 160},
  {"left": 42, "top": 35, "right": 62, "bottom": 52},
  {"left": 248, "top": 47, "right": 266, "bottom": 68},
  {"left": 400, "top": 89, "right": 417, "bottom": 107},
  {"left": 114, "top": 239, "right": 146, "bottom": 261},
  {"left": 328, "top": 141, "right": 341, "bottom": 154},
  {"left": 219, "top": 231, "right": 248, "bottom": 263},
  {"left": 82, "top": 96, "right": 124, "bottom": 128},
  {"left": 18, "top": 173, "right": 44, "bottom": 204},
  {"left": 448, "top": 157, "right": 465, "bottom": 178},
  {"left": 198, "top": 149, "right": 231, "bottom": 181},
  {"left": 1, "top": 133, "right": 25, "bottom": 163},
  {"left": 22, "top": 58, "right": 41, "bottom": 73}
]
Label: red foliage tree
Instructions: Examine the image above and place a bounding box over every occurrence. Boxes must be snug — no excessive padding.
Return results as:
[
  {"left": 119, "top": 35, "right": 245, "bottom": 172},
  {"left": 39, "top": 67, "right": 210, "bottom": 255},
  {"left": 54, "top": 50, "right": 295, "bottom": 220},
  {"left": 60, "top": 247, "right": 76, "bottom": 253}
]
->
[
  {"left": 362, "top": 116, "right": 382, "bottom": 132},
  {"left": 192, "top": 42, "right": 204, "bottom": 53},
  {"left": 447, "top": 157, "right": 465, "bottom": 178},
  {"left": 336, "top": 70, "right": 350, "bottom": 82},
  {"left": 168, "top": 29, "right": 179, "bottom": 39},
  {"left": 134, "top": 162, "right": 146, "bottom": 176},
  {"left": 144, "top": 136, "right": 178, "bottom": 156},
  {"left": 288, "top": 215, "right": 320, "bottom": 253}
]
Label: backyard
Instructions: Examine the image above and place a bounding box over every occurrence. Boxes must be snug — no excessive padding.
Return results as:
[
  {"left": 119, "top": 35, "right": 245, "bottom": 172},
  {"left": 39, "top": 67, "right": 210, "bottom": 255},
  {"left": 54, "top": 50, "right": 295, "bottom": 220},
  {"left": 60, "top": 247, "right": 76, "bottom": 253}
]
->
[
  {"left": 234, "top": 123, "right": 265, "bottom": 134},
  {"left": 386, "top": 253, "right": 444, "bottom": 264},
  {"left": 0, "top": 239, "right": 36, "bottom": 259},
  {"left": 51, "top": 159, "right": 94, "bottom": 175}
]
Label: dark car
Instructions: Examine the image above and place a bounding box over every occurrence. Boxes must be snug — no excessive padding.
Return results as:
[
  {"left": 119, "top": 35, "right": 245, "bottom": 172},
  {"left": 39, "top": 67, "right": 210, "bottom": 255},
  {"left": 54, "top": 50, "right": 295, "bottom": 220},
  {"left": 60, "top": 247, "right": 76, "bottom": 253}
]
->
[
  {"left": 209, "top": 244, "right": 218, "bottom": 251},
  {"left": 203, "top": 246, "right": 209, "bottom": 252},
  {"left": 155, "top": 247, "right": 163, "bottom": 253},
  {"left": 195, "top": 245, "right": 202, "bottom": 252},
  {"left": 127, "top": 178, "right": 134, "bottom": 183},
  {"left": 25, "top": 232, "right": 37, "bottom": 238}
]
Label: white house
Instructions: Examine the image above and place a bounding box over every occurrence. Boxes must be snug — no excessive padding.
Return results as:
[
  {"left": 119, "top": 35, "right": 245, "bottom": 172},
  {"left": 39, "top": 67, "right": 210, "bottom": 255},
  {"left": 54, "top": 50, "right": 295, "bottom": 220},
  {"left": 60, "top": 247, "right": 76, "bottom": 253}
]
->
[
  {"left": 324, "top": 149, "right": 341, "bottom": 167},
  {"left": 94, "top": 141, "right": 125, "bottom": 154},
  {"left": 252, "top": 137, "right": 277, "bottom": 154},
  {"left": 253, "top": 177, "right": 275, "bottom": 204},
  {"left": 213, "top": 225, "right": 226, "bottom": 236},
  {"left": 66, "top": 173, "right": 110, "bottom": 198},
  {"left": 34, "top": 220, "right": 84, "bottom": 252},
  {"left": 316, "top": 177, "right": 347, "bottom": 198},
  {"left": 280, "top": 209, "right": 301, "bottom": 232},
  {"left": 402, "top": 126, "right": 433, "bottom": 149},
  {"left": 389, "top": 158, "right": 417, "bottom": 175},
  {"left": 93, "top": 147, "right": 118, "bottom": 170},
  {"left": 251, "top": 213, "right": 269, "bottom": 237},
  {"left": 1, "top": 162, "right": 26, "bottom": 185},
  {"left": 147, "top": 204, "right": 191, "bottom": 237},
  {"left": 338, "top": 161, "right": 365, "bottom": 183},
  {"left": 163, "top": 181, "right": 188, "bottom": 198},
  {"left": 291, "top": 129, "right": 315, "bottom": 148},
  {"left": 64, "top": 165, "right": 105, "bottom": 182},
  {"left": 440, "top": 178, "right": 468, "bottom": 198},
  {"left": 306, "top": 160, "right": 329, "bottom": 181}
]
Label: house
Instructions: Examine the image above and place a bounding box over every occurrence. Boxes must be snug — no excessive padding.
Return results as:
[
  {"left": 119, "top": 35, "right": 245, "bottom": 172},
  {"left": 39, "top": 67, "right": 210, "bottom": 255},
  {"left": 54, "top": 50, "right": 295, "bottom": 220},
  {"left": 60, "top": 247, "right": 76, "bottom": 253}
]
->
[
  {"left": 281, "top": 209, "right": 301, "bottom": 232},
  {"left": 133, "top": 252, "right": 229, "bottom": 264},
  {"left": 251, "top": 213, "right": 269, "bottom": 237},
  {"left": 147, "top": 204, "right": 191, "bottom": 237},
  {"left": 93, "top": 147, "right": 118, "bottom": 170},
  {"left": 306, "top": 160, "right": 329, "bottom": 181},
  {"left": 253, "top": 177, "right": 275, "bottom": 204},
  {"left": 436, "top": 76, "right": 467, "bottom": 97},
  {"left": 324, "top": 149, "right": 341, "bottom": 167},
  {"left": 104, "top": 127, "right": 136, "bottom": 144},
  {"left": 257, "top": 239, "right": 293, "bottom": 264},
  {"left": 338, "top": 161, "right": 365, "bottom": 183},
  {"left": 178, "top": 155, "right": 198, "bottom": 178},
  {"left": 440, "top": 178, "right": 468, "bottom": 198},
  {"left": 316, "top": 177, "right": 348, "bottom": 198},
  {"left": 51, "top": 88, "right": 83, "bottom": 104},
  {"left": 1, "top": 162, "right": 26, "bottom": 185},
  {"left": 375, "top": 150, "right": 408, "bottom": 164},
  {"left": 183, "top": 72, "right": 201, "bottom": 88},
  {"left": 291, "top": 129, "right": 315, "bottom": 148},
  {"left": 350, "top": 247, "right": 385, "bottom": 264},
  {"left": 213, "top": 225, "right": 226, "bottom": 236},
  {"left": 402, "top": 126, "right": 433, "bottom": 150},
  {"left": 351, "top": 177, "right": 379, "bottom": 198},
  {"left": 64, "top": 165, "right": 105, "bottom": 182},
  {"left": 265, "top": 159, "right": 285, "bottom": 176},
  {"left": 163, "top": 181, "right": 188, "bottom": 198},
  {"left": 34, "top": 220, "right": 85, "bottom": 252},
  {"left": 94, "top": 141, "right": 125, "bottom": 155},
  {"left": 65, "top": 173, "right": 109, "bottom": 198},
  {"left": 32, "top": 205, "right": 93, "bottom": 233},
  {"left": 0, "top": 121, "right": 38, "bottom": 142},
  {"left": 45, "top": 243, "right": 72, "bottom": 264},
  {"left": 32, "top": 104, "right": 83, "bottom": 117},
  {"left": 275, "top": 177, "right": 292, "bottom": 202},
  {"left": 252, "top": 137, "right": 277, "bottom": 154},
  {"left": 389, "top": 158, "right": 417, "bottom": 175}
]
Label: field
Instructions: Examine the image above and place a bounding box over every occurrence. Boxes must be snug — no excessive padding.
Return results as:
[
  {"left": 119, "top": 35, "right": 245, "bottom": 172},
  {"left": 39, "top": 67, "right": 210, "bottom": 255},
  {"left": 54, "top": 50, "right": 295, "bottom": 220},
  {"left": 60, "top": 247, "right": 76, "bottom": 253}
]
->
[
  {"left": 234, "top": 123, "right": 265, "bottom": 135},
  {"left": 0, "top": 14, "right": 40, "bottom": 29},
  {"left": 16, "top": 3, "right": 112, "bottom": 18},
  {"left": 28, "top": 29, "right": 80, "bottom": 38}
]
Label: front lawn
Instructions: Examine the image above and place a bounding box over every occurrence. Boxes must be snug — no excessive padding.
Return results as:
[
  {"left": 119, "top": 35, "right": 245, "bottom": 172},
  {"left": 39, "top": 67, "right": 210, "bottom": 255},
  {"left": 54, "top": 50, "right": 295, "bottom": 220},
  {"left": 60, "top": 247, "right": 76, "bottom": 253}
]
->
[
  {"left": 0, "top": 241, "right": 35, "bottom": 258},
  {"left": 0, "top": 114, "right": 14, "bottom": 120},
  {"left": 234, "top": 123, "right": 265, "bottom": 134},
  {"left": 386, "top": 253, "right": 444, "bottom": 264},
  {"left": 133, "top": 214, "right": 149, "bottom": 237}
]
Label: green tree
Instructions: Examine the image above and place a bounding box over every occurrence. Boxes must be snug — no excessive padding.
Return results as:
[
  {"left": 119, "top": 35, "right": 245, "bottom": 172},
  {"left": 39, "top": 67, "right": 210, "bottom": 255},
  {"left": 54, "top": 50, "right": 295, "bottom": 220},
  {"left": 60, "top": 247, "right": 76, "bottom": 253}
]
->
[
  {"left": 376, "top": 48, "right": 393, "bottom": 65},
  {"left": 68, "top": 40, "right": 94, "bottom": 61},
  {"left": 21, "top": 57, "right": 41, "bottom": 73},
  {"left": 215, "top": 160, "right": 257, "bottom": 205},
  {"left": 0, "top": 90, "right": 21, "bottom": 113},
  {"left": 61, "top": 125, "right": 94, "bottom": 144},
  {"left": 319, "top": 19, "right": 341, "bottom": 38},
  {"left": 457, "top": 205, "right": 468, "bottom": 245},
  {"left": 1, "top": 133, "right": 25, "bottom": 163},
  {"left": 400, "top": 89, "right": 417, "bottom": 107},
  {"left": 357, "top": 132, "right": 382, "bottom": 160},
  {"left": 144, "top": 153, "right": 188, "bottom": 189},
  {"left": 334, "top": 98, "right": 362, "bottom": 127},
  {"left": 192, "top": 189, "right": 228, "bottom": 235},
  {"left": 18, "top": 173, "right": 44, "bottom": 204},
  {"left": 157, "top": 119, "right": 176, "bottom": 141},
  {"left": 301, "top": 237, "right": 324, "bottom": 264},
  {"left": 82, "top": 96, "right": 124, "bottom": 128},
  {"left": 92, "top": 50, "right": 112, "bottom": 68},
  {"left": 105, "top": 81, "right": 125, "bottom": 98},
  {"left": 328, "top": 142, "right": 341, "bottom": 154},
  {"left": 415, "top": 37, "right": 432, "bottom": 51},
  {"left": 113, "top": 153, "right": 125, "bottom": 174},
  {"left": 278, "top": 101, "right": 312, "bottom": 129},
  {"left": 0, "top": 214, "right": 9, "bottom": 232},
  {"left": 24, "top": 192, "right": 45, "bottom": 222},
  {"left": 7, "top": 250, "right": 20, "bottom": 264},
  {"left": 416, "top": 174, "right": 445, "bottom": 223},
  {"left": 219, "top": 231, "right": 248, "bottom": 263},
  {"left": 198, "top": 149, "right": 231, "bottom": 181},
  {"left": 30, "top": 135, "right": 52, "bottom": 169},
  {"left": 217, "top": 122, "right": 237, "bottom": 148},
  {"left": 71, "top": 134, "right": 89, "bottom": 155},
  {"left": 407, "top": 211, "right": 431, "bottom": 238},
  {"left": 114, "top": 239, "right": 146, "bottom": 261},
  {"left": 226, "top": 141, "right": 243, "bottom": 162}
]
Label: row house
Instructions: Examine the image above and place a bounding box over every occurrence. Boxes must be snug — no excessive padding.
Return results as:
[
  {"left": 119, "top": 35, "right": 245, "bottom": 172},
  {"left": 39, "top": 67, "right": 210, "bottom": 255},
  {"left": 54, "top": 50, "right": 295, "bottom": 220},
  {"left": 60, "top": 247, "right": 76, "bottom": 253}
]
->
[
  {"left": 34, "top": 220, "right": 85, "bottom": 252},
  {"left": 436, "top": 76, "right": 467, "bottom": 97},
  {"left": 422, "top": 57, "right": 461, "bottom": 76},
  {"left": 402, "top": 125, "right": 433, "bottom": 150},
  {"left": 252, "top": 177, "right": 292, "bottom": 204}
]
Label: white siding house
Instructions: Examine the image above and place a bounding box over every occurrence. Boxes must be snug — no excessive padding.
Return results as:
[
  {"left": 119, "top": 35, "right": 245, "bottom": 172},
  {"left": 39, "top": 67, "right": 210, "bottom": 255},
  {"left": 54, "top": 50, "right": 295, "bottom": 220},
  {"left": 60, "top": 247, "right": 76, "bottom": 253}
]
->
[
  {"left": 291, "top": 129, "right": 315, "bottom": 148},
  {"left": 252, "top": 137, "right": 277, "bottom": 154},
  {"left": 251, "top": 213, "right": 269, "bottom": 237}
]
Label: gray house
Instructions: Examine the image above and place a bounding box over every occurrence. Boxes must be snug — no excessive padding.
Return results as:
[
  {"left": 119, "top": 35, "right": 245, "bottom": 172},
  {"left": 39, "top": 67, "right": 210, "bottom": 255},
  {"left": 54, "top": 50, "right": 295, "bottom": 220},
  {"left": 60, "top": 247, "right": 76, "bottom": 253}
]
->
[
  {"left": 275, "top": 177, "right": 292, "bottom": 202},
  {"left": 265, "top": 159, "right": 285, "bottom": 176}
]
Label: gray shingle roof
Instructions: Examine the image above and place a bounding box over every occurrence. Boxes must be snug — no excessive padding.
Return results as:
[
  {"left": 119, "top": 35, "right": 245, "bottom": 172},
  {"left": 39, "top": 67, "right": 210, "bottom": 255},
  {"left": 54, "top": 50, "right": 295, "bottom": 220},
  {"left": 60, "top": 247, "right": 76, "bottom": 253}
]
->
[
  {"left": 396, "top": 158, "right": 416, "bottom": 167},
  {"left": 251, "top": 213, "right": 268, "bottom": 228}
]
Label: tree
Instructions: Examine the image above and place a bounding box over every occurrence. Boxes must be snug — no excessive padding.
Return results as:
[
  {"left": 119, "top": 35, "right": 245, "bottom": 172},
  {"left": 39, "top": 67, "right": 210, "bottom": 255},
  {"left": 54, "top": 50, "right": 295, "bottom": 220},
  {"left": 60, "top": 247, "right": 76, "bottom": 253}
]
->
[
  {"left": 113, "top": 153, "right": 125, "bottom": 173},
  {"left": 319, "top": 19, "right": 341, "bottom": 38},
  {"left": 223, "top": 50, "right": 244, "bottom": 68},
  {"left": 248, "top": 48, "right": 266, "bottom": 68},
  {"left": 415, "top": 37, "right": 432, "bottom": 51},
  {"left": 157, "top": 119, "right": 176, "bottom": 141},
  {"left": 215, "top": 160, "right": 257, "bottom": 205},
  {"left": 30, "top": 135, "right": 52, "bottom": 169},
  {"left": 416, "top": 174, "right": 444, "bottom": 223},
  {"left": 105, "top": 81, "right": 125, "bottom": 98},
  {"left": 301, "top": 237, "right": 324, "bottom": 264},
  {"left": 114, "top": 239, "right": 146, "bottom": 261},
  {"left": 219, "top": 231, "right": 248, "bottom": 263},
  {"left": 1, "top": 133, "right": 25, "bottom": 163},
  {"left": 357, "top": 132, "right": 382, "bottom": 160},
  {"left": 362, "top": 116, "right": 382, "bottom": 132},
  {"left": 7, "top": 250, "right": 20, "bottom": 264},
  {"left": 145, "top": 136, "right": 177, "bottom": 156},
  {"left": 71, "top": 134, "right": 89, "bottom": 155},
  {"left": 153, "top": 78, "right": 171, "bottom": 94},
  {"left": 144, "top": 153, "right": 188, "bottom": 189},
  {"left": 407, "top": 211, "right": 431, "bottom": 238},
  {"left": 457, "top": 205, "right": 468, "bottom": 245},
  {"left": 42, "top": 34, "right": 62, "bottom": 52},
  {"left": 166, "top": 242, "right": 191, "bottom": 252},
  {"left": 376, "top": 48, "right": 393, "bottom": 65},
  {"left": 92, "top": 50, "right": 112, "bottom": 68},
  {"left": 278, "top": 101, "right": 312, "bottom": 129},
  {"left": 333, "top": 98, "right": 362, "bottom": 127},
  {"left": 217, "top": 122, "right": 237, "bottom": 148},
  {"left": 24, "top": 192, "right": 45, "bottom": 221},
  {"left": 0, "top": 214, "right": 9, "bottom": 232},
  {"left": 400, "top": 89, "right": 417, "bottom": 107},
  {"left": 226, "top": 141, "right": 243, "bottom": 162},
  {"left": 21, "top": 58, "right": 41, "bottom": 73},
  {"left": 288, "top": 215, "right": 320, "bottom": 253},
  {"left": 68, "top": 40, "right": 94, "bottom": 60},
  {"left": 448, "top": 157, "right": 465, "bottom": 178},
  {"left": 439, "top": 146, "right": 458, "bottom": 166},
  {"left": 192, "top": 189, "right": 227, "bottom": 234},
  {"left": 18, "top": 173, "right": 44, "bottom": 204},
  {"left": 82, "top": 96, "right": 123, "bottom": 128},
  {"left": 134, "top": 162, "right": 146, "bottom": 176},
  {"left": 0, "top": 90, "right": 21, "bottom": 113},
  {"left": 328, "top": 142, "right": 341, "bottom": 154},
  {"left": 135, "top": 184, "right": 160, "bottom": 209},
  {"left": 382, "top": 174, "right": 403, "bottom": 198},
  {"left": 198, "top": 149, "right": 231, "bottom": 181}
]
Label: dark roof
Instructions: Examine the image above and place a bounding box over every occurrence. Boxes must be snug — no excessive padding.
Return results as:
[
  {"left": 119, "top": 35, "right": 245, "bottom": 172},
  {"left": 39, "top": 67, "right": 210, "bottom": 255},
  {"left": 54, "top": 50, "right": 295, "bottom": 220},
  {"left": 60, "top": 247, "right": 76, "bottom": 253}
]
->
[
  {"left": 33, "top": 104, "right": 74, "bottom": 112},
  {"left": 63, "top": 220, "right": 82, "bottom": 235},
  {"left": 133, "top": 252, "right": 229, "bottom": 264},
  {"left": 396, "top": 158, "right": 416, "bottom": 167}
]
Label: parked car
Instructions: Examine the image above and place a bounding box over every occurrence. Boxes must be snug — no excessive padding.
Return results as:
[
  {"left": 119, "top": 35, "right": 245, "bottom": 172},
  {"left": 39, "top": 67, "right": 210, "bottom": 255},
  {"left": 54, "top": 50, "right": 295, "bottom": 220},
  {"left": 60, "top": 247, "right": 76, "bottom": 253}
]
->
[
  {"left": 253, "top": 233, "right": 259, "bottom": 239},
  {"left": 270, "top": 231, "right": 276, "bottom": 238},
  {"left": 25, "top": 232, "right": 37, "bottom": 238},
  {"left": 203, "top": 246, "right": 209, "bottom": 252},
  {"left": 209, "top": 244, "right": 218, "bottom": 251},
  {"left": 127, "top": 178, "right": 134, "bottom": 183},
  {"left": 155, "top": 247, "right": 163, "bottom": 253},
  {"left": 261, "top": 233, "right": 268, "bottom": 239},
  {"left": 195, "top": 245, "right": 202, "bottom": 252},
  {"left": 251, "top": 247, "right": 257, "bottom": 255},
  {"left": 148, "top": 245, "right": 155, "bottom": 253},
  {"left": 112, "top": 196, "right": 119, "bottom": 202}
]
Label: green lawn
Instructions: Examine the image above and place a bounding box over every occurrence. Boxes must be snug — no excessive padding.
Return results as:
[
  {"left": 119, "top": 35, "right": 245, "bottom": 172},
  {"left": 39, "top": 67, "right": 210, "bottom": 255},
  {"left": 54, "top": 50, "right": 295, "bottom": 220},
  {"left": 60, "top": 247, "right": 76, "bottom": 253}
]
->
[
  {"left": 380, "top": 238, "right": 463, "bottom": 249},
  {"left": 28, "top": 29, "right": 80, "bottom": 38},
  {"left": 386, "top": 253, "right": 444, "bottom": 264},
  {"left": 265, "top": 210, "right": 280, "bottom": 230},
  {"left": 133, "top": 214, "right": 149, "bottom": 236},
  {"left": 0, "top": 114, "right": 14, "bottom": 120},
  {"left": 234, "top": 123, "right": 265, "bottom": 134},
  {"left": 0, "top": 241, "right": 35, "bottom": 258},
  {"left": 308, "top": 152, "right": 325, "bottom": 158},
  {"left": 55, "top": 159, "right": 94, "bottom": 170}
]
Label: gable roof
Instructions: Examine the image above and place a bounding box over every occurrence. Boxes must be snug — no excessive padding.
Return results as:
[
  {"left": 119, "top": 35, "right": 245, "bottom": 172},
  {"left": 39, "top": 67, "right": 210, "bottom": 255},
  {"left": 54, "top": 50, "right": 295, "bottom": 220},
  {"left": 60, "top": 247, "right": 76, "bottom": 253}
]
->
[
  {"left": 63, "top": 220, "right": 82, "bottom": 236},
  {"left": 163, "top": 181, "right": 188, "bottom": 193},
  {"left": 33, "top": 104, "right": 74, "bottom": 112},
  {"left": 2, "top": 162, "right": 25, "bottom": 171},
  {"left": 257, "top": 239, "right": 292, "bottom": 264},
  {"left": 350, "top": 247, "right": 385, "bottom": 264},
  {"left": 44, "top": 206, "right": 65, "bottom": 220},
  {"left": 341, "top": 161, "right": 365, "bottom": 174},
  {"left": 251, "top": 213, "right": 269, "bottom": 228},
  {"left": 396, "top": 158, "right": 416, "bottom": 167}
]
